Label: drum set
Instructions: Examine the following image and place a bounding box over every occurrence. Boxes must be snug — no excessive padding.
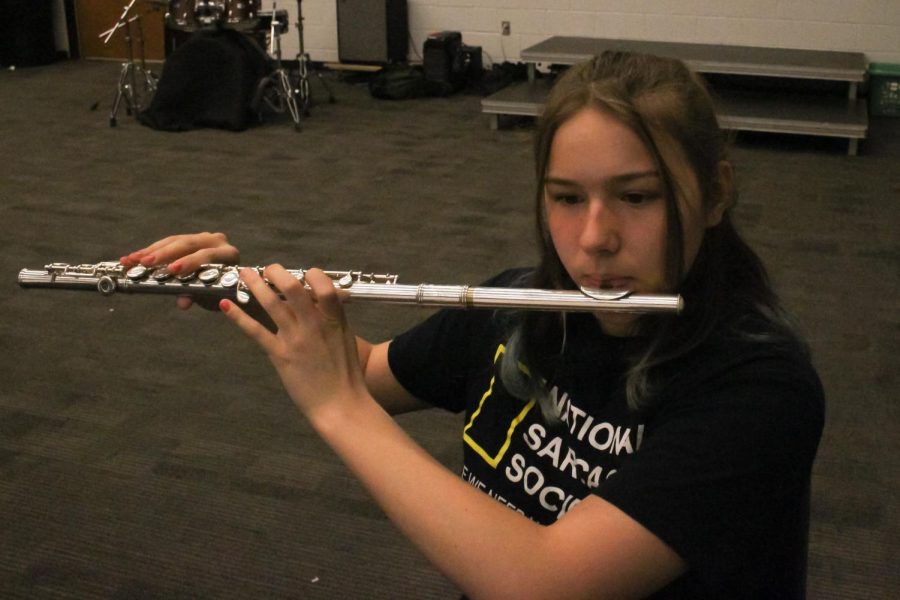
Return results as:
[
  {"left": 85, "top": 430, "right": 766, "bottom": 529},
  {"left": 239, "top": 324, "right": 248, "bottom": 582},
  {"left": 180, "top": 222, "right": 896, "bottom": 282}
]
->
[
  {"left": 103, "top": 0, "right": 333, "bottom": 129},
  {"left": 165, "top": 0, "right": 261, "bottom": 33}
]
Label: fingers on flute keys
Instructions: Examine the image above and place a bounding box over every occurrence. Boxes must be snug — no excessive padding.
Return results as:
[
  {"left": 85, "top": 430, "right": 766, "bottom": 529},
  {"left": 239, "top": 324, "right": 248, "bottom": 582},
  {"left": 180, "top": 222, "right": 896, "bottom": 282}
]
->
[
  {"left": 221, "top": 265, "right": 310, "bottom": 351},
  {"left": 301, "top": 268, "right": 344, "bottom": 323},
  {"left": 248, "top": 265, "right": 305, "bottom": 328},
  {"left": 120, "top": 232, "right": 239, "bottom": 274},
  {"left": 228, "top": 265, "right": 340, "bottom": 327},
  {"left": 264, "top": 265, "right": 344, "bottom": 324},
  {"left": 120, "top": 233, "right": 183, "bottom": 266},
  {"left": 219, "top": 267, "right": 283, "bottom": 351}
]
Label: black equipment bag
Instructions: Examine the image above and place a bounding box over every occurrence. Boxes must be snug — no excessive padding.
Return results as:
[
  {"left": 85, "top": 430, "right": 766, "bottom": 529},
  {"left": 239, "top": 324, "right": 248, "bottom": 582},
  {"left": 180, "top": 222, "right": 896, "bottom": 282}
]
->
[
  {"left": 139, "top": 29, "right": 267, "bottom": 131},
  {"left": 368, "top": 63, "right": 427, "bottom": 100}
]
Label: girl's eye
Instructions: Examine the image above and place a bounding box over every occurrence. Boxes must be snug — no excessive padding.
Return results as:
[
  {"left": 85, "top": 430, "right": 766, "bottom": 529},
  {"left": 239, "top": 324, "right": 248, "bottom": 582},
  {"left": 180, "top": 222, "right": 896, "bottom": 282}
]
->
[
  {"left": 551, "top": 194, "right": 582, "bottom": 205},
  {"left": 621, "top": 191, "right": 660, "bottom": 205}
]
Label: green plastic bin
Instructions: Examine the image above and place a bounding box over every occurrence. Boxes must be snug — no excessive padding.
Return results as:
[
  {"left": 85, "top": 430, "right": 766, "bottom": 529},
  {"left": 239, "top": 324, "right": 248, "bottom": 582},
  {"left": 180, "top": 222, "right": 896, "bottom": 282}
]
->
[{"left": 869, "top": 63, "right": 900, "bottom": 117}]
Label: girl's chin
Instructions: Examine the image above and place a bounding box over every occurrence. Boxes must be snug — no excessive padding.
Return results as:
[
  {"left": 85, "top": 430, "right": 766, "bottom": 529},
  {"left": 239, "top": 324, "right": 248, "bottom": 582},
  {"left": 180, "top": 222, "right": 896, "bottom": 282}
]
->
[{"left": 593, "top": 313, "right": 639, "bottom": 337}]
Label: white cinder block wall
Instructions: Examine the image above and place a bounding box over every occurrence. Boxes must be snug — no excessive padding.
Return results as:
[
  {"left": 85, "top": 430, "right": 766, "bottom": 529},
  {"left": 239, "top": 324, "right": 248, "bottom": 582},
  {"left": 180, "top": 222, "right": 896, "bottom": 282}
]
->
[{"left": 278, "top": 0, "right": 900, "bottom": 66}]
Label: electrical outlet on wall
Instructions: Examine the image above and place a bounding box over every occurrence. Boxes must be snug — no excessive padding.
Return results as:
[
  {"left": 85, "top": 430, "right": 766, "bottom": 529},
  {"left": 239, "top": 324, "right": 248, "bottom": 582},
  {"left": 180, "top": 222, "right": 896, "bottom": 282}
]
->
[{"left": 501, "top": 21, "right": 511, "bottom": 36}]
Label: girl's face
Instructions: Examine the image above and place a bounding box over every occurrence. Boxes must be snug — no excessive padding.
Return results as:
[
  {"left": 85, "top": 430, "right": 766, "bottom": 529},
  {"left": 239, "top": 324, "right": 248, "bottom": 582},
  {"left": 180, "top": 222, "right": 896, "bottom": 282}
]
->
[{"left": 544, "top": 107, "right": 722, "bottom": 336}]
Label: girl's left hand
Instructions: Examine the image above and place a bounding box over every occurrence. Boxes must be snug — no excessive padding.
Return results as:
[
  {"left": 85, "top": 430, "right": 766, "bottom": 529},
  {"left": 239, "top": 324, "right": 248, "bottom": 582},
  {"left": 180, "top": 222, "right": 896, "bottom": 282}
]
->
[{"left": 219, "top": 265, "right": 369, "bottom": 419}]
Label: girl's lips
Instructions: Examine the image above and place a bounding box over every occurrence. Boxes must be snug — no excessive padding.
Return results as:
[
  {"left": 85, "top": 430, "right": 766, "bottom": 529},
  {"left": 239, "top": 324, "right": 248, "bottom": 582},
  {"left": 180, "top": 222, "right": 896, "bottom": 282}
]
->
[{"left": 582, "top": 276, "right": 633, "bottom": 290}]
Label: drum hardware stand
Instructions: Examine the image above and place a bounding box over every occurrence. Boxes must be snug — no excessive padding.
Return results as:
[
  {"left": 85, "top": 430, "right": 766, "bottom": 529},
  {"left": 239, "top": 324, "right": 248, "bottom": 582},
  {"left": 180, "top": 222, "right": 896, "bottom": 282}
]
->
[
  {"left": 252, "top": 3, "right": 302, "bottom": 130},
  {"left": 101, "top": 0, "right": 159, "bottom": 127},
  {"left": 293, "top": 0, "right": 335, "bottom": 116}
]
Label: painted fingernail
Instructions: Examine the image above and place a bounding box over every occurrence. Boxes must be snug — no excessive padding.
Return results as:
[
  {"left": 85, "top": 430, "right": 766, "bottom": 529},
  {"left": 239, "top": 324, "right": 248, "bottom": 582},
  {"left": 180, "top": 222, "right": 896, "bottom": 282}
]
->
[
  {"left": 219, "top": 299, "right": 231, "bottom": 313},
  {"left": 168, "top": 260, "right": 182, "bottom": 273}
]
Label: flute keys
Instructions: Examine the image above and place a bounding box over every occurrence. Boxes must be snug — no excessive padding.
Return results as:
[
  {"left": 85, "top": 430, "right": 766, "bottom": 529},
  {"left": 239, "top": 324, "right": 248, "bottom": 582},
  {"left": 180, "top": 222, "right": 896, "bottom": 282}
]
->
[
  {"left": 126, "top": 265, "right": 148, "bottom": 280},
  {"left": 198, "top": 267, "right": 221, "bottom": 284},
  {"left": 220, "top": 270, "right": 239, "bottom": 288},
  {"left": 151, "top": 268, "right": 173, "bottom": 282},
  {"left": 176, "top": 270, "right": 197, "bottom": 282},
  {"left": 236, "top": 279, "right": 251, "bottom": 304}
]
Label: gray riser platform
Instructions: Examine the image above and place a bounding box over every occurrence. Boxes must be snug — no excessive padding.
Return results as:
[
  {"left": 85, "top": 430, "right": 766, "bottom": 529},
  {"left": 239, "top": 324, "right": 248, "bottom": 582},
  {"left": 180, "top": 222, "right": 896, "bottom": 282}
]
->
[
  {"left": 481, "top": 81, "right": 867, "bottom": 145},
  {"left": 480, "top": 79, "right": 550, "bottom": 118},
  {"left": 485, "top": 36, "right": 868, "bottom": 154},
  {"left": 520, "top": 37, "right": 867, "bottom": 83},
  {"left": 716, "top": 90, "right": 868, "bottom": 138}
]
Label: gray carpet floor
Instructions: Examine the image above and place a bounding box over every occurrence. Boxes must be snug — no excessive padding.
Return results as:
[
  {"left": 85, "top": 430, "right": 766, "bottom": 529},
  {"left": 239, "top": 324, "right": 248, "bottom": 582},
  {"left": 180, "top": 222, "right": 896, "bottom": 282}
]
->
[{"left": 1, "top": 58, "right": 898, "bottom": 599}]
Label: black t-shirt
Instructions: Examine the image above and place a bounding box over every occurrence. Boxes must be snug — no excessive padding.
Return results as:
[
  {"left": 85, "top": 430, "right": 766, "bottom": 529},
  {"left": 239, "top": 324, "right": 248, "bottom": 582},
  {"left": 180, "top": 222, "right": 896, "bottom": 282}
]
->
[{"left": 388, "top": 269, "right": 825, "bottom": 599}]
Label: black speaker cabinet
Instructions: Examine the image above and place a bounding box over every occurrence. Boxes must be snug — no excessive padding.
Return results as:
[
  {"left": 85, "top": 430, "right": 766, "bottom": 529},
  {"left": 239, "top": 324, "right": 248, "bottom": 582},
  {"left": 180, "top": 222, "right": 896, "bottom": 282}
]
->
[
  {"left": 0, "top": 0, "right": 57, "bottom": 67},
  {"left": 424, "top": 31, "right": 462, "bottom": 90},
  {"left": 337, "top": 0, "right": 408, "bottom": 64}
]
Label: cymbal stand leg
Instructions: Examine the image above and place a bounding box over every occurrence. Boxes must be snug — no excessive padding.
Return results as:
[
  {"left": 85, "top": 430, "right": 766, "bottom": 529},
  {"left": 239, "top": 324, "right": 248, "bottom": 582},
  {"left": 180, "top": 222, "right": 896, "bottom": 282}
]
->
[
  {"left": 109, "top": 61, "right": 133, "bottom": 127},
  {"left": 255, "top": 4, "right": 301, "bottom": 130},
  {"left": 135, "top": 15, "right": 158, "bottom": 104},
  {"left": 296, "top": 50, "right": 311, "bottom": 116},
  {"left": 103, "top": 2, "right": 160, "bottom": 127},
  {"left": 110, "top": 18, "right": 139, "bottom": 127},
  {"left": 278, "top": 68, "right": 301, "bottom": 127},
  {"left": 294, "top": 0, "right": 335, "bottom": 113}
]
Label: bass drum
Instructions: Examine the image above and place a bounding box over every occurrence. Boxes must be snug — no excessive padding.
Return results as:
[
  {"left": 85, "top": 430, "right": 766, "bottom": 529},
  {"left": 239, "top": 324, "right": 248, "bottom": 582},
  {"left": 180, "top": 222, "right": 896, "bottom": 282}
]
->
[
  {"left": 224, "top": 0, "right": 261, "bottom": 31},
  {"left": 166, "top": 0, "right": 199, "bottom": 31},
  {"left": 193, "top": 0, "right": 227, "bottom": 27}
]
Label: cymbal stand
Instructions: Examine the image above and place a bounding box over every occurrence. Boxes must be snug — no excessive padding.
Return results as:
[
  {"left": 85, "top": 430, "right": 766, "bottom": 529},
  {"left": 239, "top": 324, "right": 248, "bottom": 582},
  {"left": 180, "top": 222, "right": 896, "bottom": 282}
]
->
[
  {"left": 293, "top": 0, "right": 335, "bottom": 115},
  {"left": 101, "top": 0, "right": 158, "bottom": 127},
  {"left": 254, "top": 3, "right": 301, "bottom": 130}
]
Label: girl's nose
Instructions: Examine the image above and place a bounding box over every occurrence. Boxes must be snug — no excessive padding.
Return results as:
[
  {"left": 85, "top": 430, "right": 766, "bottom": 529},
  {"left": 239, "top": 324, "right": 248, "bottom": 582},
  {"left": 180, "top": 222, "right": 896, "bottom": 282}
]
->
[{"left": 579, "top": 199, "right": 621, "bottom": 255}]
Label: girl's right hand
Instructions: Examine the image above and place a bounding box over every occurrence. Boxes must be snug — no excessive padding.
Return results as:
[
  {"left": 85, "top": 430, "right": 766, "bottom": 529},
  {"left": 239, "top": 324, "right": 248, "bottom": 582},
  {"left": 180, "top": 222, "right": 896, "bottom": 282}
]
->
[{"left": 120, "top": 232, "right": 240, "bottom": 310}]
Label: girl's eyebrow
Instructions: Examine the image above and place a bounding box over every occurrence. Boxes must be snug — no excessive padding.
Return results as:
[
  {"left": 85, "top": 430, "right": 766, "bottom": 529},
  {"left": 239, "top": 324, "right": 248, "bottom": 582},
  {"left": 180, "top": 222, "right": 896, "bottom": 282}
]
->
[{"left": 545, "top": 170, "right": 660, "bottom": 187}]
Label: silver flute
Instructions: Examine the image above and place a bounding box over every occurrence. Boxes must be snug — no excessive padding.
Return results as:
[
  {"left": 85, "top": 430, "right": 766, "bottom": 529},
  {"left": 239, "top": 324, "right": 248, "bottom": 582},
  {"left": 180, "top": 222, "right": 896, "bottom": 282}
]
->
[{"left": 17, "top": 262, "right": 683, "bottom": 314}]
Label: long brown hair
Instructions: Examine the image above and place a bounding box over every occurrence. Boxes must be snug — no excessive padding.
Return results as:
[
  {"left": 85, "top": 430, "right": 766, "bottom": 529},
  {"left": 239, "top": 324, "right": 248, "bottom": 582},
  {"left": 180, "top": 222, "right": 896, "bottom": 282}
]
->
[{"left": 501, "top": 51, "right": 803, "bottom": 415}]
